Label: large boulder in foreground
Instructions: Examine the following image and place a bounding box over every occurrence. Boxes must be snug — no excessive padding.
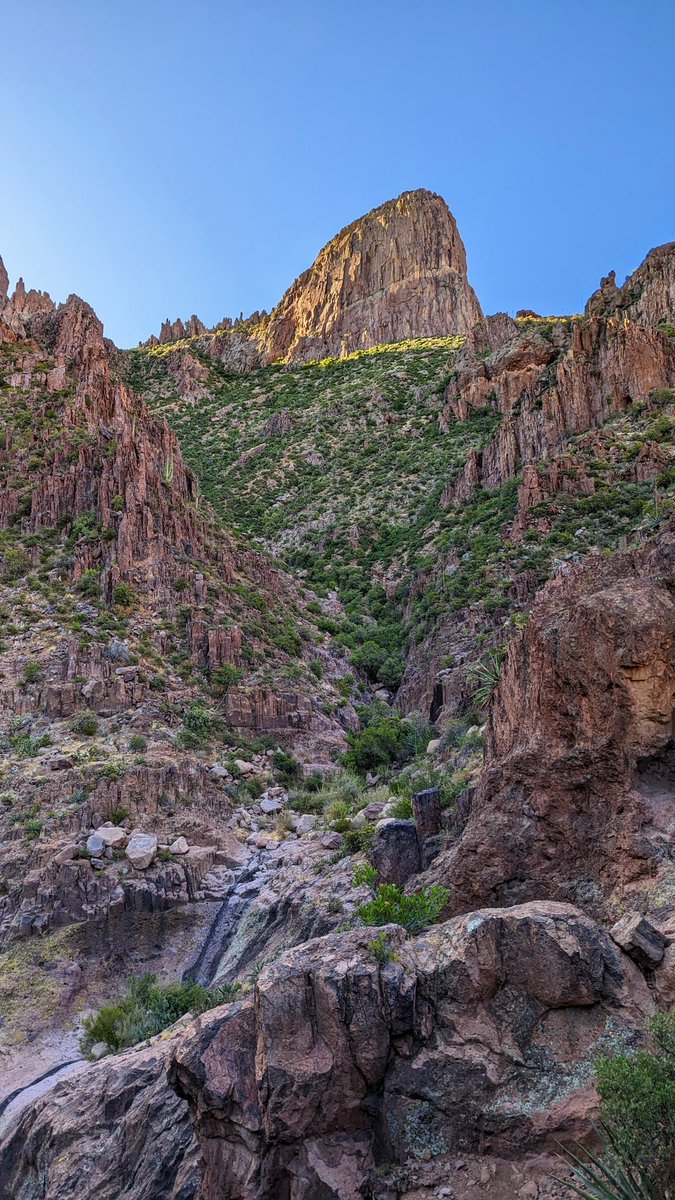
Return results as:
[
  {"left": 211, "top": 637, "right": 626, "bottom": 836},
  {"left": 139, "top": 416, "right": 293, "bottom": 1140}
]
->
[
  {"left": 0, "top": 1026, "right": 198, "bottom": 1200},
  {"left": 170, "top": 901, "right": 652, "bottom": 1200}
]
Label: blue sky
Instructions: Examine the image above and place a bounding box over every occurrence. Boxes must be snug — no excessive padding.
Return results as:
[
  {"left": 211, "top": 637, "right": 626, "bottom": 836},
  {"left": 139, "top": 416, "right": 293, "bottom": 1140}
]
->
[{"left": 2, "top": 0, "right": 674, "bottom": 347}]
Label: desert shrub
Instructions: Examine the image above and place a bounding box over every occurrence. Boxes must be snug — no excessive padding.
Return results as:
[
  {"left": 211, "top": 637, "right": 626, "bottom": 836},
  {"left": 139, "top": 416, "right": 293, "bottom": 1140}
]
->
[
  {"left": 112, "top": 583, "right": 136, "bottom": 609},
  {"left": 288, "top": 790, "right": 325, "bottom": 814},
  {"left": 128, "top": 734, "right": 147, "bottom": 751},
  {"left": 596, "top": 1013, "right": 675, "bottom": 1186},
  {"left": 108, "top": 806, "right": 130, "bottom": 824},
  {"left": 211, "top": 663, "right": 243, "bottom": 694},
  {"left": 355, "top": 883, "right": 449, "bottom": 934},
  {"left": 272, "top": 749, "right": 301, "bottom": 782},
  {"left": 71, "top": 712, "right": 98, "bottom": 737},
  {"left": 76, "top": 568, "right": 101, "bottom": 597},
  {"left": 178, "top": 702, "right": 221, "bottom": 749},
  {"left": 342, "top": 825, "right": 376, "bottom": 854},
  {"left": 560, "top": 1012, "right": 675, "bottom": 1199},
  {"left": 467, "top": 649, "right": 503, "bottom": 709},
  {"left": 21, "top": 660, "right": 42, "bottom": 686},
  {"left": 81, "top": 973, "right": 239, "bottom": 1055}
]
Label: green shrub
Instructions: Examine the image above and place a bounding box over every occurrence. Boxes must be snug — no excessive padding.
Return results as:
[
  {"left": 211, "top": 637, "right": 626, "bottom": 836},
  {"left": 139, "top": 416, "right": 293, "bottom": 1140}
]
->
[
  {"left": 21, "top": 660, "right": 42, "bottom": 686},
  {"left": 108, "top": 806, "right": 130, "bottom": 824},
  {"left": 112, "top": 583, "right": 136, "bottom": 609},
  {"left": 128, "top": 734, "right": 147, "bottom": 751},
  {"left": 71, "top": 712, "right": 99, "bottom": 737},
  {"left": 76, "top": 568, "right": 101, "bottom": 598},
  {"left": 355, "top": 883, "right": 449, "bottom": 934},
  {"left": 343, "top": 825, "right": 376, "bottom": 854},
  {"left": 559, "top": 1013, "right": 675, "bottom": 1199},
  {"left": 272, "top": 749, "right": 301, "bottom": 782},
  {"left": 596, "top": 1013, "right": 675, "bottom": 1187},
  {"left": 211, "top": 663, "right": 243, "bottom": 694},
  {"left": 80, "top": 973, "right": 239, "bottom": 1055}
]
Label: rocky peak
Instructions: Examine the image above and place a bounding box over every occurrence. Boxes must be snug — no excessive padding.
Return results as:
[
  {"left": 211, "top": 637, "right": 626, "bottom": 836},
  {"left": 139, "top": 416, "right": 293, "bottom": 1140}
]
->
[
  {"left": 260, "top": 188, "right": 483, "bottom": 363},
  {"left": 0, "top": 255, "right": 8, "bottom": 305}
]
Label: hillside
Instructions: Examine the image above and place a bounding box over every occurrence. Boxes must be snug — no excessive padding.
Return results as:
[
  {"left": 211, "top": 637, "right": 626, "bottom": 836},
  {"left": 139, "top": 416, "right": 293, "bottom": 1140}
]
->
[
  {"left": 0, "top": 192, "right": 673, "bottom": 1200},
  {"left": 125, "top": 246, "right": 674, "bottom": 723}
]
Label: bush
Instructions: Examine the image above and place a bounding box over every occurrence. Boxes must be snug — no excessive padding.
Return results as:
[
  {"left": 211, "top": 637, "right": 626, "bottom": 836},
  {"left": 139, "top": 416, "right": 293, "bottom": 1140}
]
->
[
  {"left": 21, "top": 660, "right": 42, "bottom": 686},
  {"left": 128, "top": 734, "right": 147, "bottom": 751},
  {"left": 179, "top": 702, "right": 222, "bottom": 749},
  {"left": 80, "top": 973, "right": 239, "bottom": 1055},
  {"left": 112, "top": 583, "right": 136, "bottom": 609},
  {"left": 76, "top": 568, "right": 101, "bottom": 598},
  {"left": 71, "top": 712, "right": 98, "bottom": 737},
  {"left": 211, "top": 663, "right": 243, "bottom": 694},
  {"left": 596, "top": 1012, "right": 675, "bottom": 1187},
  {"left": 272, "top": 749, "right": 301, "bottom": 783},
  {"left": 560, "top": 1013, "right": 675, "bottom": 1199},
  {"left": 355, "top": 883, "right": 449, "bottom": 934}
]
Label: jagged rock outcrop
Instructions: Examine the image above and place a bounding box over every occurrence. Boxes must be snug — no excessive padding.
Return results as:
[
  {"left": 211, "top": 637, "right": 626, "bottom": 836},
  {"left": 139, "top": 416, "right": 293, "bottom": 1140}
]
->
[
  {"left": 259, "top": 189, "right": 483, "bottom": 364},
  {"left": 169, "top": 902, "right": 652, "bottom": 1200},
  {"left": 138, "top": 191, "right": 483, "bottom": 366},
  {"left": 0, "top": 1028, "right": 199, "bottom": 1200},
  {"left": 429, "top": 520, "right": 675, "bottom": 916}
]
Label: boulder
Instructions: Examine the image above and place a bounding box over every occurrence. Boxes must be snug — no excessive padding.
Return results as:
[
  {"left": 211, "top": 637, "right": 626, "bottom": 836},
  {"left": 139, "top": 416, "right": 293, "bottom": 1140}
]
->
[
  {"left": 295, "top": 814, "right": 316, "bottom": 835},
  {"left": 426, "top": 737, "right": 442, "bottom": 754},
  {"left": 170, "top": 902, "right": 653, "bottom": 1200},
  {"left": 320, "top": 832, "right": 343, "bottom": 851},
  {"left": 260, "top": 797, "right": 283, "bottom": 814},
  {"left": 169, "top": 836, "right": 189, "bottom": 855},
  {"left": 93, "top": 824, "right": 127, "bottom": 849},
  {"left": 610, "top": 912, "right": 668, "bottom": 969},
  {"left": 86, "top": 833, "right": 105, "bottom": 856},
  {"left": 369, "top": 818, "right": 420, "bottom": 886},
  {"left": 125, "top": 833, "right": 158, "bottom": 870},
  {"left": 234, "top": 759, "right": 255, "bottom": 775}
]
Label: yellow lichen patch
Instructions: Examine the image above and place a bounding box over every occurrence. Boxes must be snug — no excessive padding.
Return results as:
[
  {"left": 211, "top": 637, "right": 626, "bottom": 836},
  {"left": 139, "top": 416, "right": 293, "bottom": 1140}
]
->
[{"left": 0, "top": 925, "right": 83, "bottom": 1046}]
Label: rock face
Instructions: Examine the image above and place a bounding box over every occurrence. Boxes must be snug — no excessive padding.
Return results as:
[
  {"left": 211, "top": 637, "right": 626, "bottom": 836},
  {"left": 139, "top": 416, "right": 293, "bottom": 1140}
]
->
[
  {"left": 259, "top": 189, "right": 483, "bottom": 364},
  {"left": 170, "top": 902, "right": 652, "bottom": 1200},
  {"left": 0, "top": 1030, "right": 199, "bottom": 1200},
  {"left": 432, "top": 521, "right": 675, "bottom": 916}
]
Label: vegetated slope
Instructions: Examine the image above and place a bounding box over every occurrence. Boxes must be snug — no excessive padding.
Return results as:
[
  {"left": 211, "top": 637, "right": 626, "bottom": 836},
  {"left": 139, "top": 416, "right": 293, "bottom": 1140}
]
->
[
  {"left": 125, "top": 247, "right": 675, "bottom": 721},
  {"left": 0, "top": 259, "right": 356, "bottom": 964}
]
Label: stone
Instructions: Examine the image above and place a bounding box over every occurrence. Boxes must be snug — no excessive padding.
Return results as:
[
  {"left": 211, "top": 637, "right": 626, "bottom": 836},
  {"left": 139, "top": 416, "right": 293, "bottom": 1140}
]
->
[
  {"left": 93, "top": 824, "right": 127, "bottom": 849},
  {"left": 210, "top": 763, "right": 230, "bottom": 780},
  {"left": 369, "top": 818, "right": 421, "bottom": 886},
  {"left": 435, "top": 524, "right": 675, "bottom": 916},
  {"left": 295, "top": 814, "right": 316, "bottom": 835},
  {"left": 169, "top": 836, "right": 189, "bottom": 855},
  {"left": 89, "top": 1042, "right": 109, "bottom": 1060},
  {"left": 169, "top": 902, "right": 652, "bottom": 1200},
  {"left": 89, "top": 858, "right": 106, "bottom": 870},
  {"left": 412, "top": 787, "right": 442, "bottom": 840},
  {"left": 234, "top": 759, "right": 255, "bottom": 775},
  {"left": 52, "top": 843, "right": 78, "bottom": 865},
  {"left": 320, "top": 832, "right": 344, "bottom": 851},
  {"left": 49, "top": 755, "right": 74, "bottom": 771},
  {"left": 426, "top": 737, "right": 442, "bottom": 754},
  {"left": 86, "top": 833, "right": 105, "bottom": 856},
  {"left": 125, "top": 833, "right": 158, "bottom": 870},
  {"left": 260, "top": 797, "right": 283, "bottom": 814},
  {"left": 0, "top": 1031, "right": 198, "bottom": 1200},
  {"left": 610, "top": 912, "right": 668, "bottom": 969}
]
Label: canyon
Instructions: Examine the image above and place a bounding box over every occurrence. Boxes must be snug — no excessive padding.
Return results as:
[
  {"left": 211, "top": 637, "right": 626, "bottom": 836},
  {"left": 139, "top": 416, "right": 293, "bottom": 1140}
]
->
[{"left": 0, "top": 190, "right": 672, "bottom": 1200}]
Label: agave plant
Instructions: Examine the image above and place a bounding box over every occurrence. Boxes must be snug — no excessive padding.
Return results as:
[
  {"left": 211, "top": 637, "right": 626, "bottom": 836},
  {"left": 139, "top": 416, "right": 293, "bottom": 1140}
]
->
[
  {"left": 467, "top": 649, "right": 503, "bottom": 709},
  {"left": 558, "top": 1131, "right": 655, "bottom": 1200}
]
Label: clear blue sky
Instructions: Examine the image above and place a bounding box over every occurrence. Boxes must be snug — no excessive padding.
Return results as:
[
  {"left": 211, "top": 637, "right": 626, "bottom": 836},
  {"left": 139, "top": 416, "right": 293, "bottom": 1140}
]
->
[{"left": 2, "top": 0, "right": 674, "bottom": 347}]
